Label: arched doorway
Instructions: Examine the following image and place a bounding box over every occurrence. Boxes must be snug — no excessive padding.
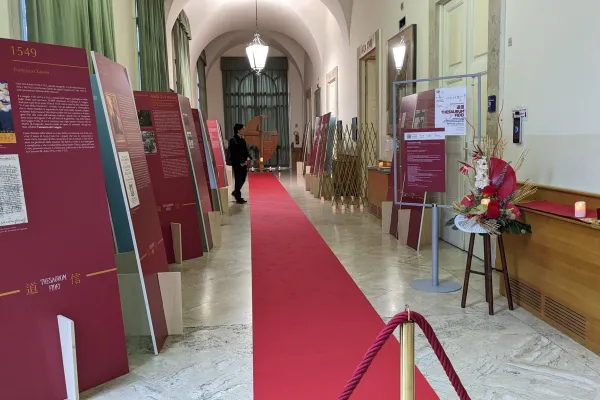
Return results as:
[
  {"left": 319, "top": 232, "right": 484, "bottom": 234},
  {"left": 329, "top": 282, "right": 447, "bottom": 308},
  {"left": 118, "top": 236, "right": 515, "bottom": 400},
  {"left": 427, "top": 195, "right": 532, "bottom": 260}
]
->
[{"left": 221, "top": 57, "right": 290, "bottom": 166}]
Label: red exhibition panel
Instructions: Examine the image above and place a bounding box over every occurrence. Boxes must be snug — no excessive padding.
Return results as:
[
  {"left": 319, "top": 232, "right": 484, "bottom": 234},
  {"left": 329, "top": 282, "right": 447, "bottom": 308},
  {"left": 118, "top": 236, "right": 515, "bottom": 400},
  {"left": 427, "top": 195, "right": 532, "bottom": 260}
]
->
[
  {"left": 93, "top": 53, "right": 169, "bottom": 350},
  {"left": 178, "top": 99, "right": 213, "bottom": 249},
  {"left": 0, "top": 40, "right": 128, "bottom": 399},
  {"left": 206, "top": 119, "right": 227, "bottom": 188},
  {"left": 192, "top": 109, "right": 215, "bottom": 209},
  {"left": 134, "top": 91, "right": 204, "bottom": 262}
]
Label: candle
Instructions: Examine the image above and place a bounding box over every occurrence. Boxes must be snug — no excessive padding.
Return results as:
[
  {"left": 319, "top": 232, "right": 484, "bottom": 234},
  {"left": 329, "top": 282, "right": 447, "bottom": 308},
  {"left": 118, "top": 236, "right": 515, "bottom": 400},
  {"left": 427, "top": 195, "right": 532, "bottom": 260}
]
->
[
  {"left": 481, "top": 198, "right": 491, "bottom": 206},
  {"left": 575, "top": 201, "right": 586, "bottom": 218}
]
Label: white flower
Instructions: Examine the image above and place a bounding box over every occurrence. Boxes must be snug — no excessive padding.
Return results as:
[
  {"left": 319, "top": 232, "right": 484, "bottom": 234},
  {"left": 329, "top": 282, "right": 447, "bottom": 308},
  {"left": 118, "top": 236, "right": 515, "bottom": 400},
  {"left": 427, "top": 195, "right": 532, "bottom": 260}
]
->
[{"left": 474, "top": 157, "right": 490, "bottom": 189}]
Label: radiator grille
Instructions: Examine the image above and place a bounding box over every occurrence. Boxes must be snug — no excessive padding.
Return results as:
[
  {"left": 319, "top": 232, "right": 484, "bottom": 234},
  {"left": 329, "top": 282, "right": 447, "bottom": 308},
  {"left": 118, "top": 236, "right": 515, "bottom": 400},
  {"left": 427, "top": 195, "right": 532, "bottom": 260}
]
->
[{"left": 544, "top": 297, "right": 587, "bottom": 339}]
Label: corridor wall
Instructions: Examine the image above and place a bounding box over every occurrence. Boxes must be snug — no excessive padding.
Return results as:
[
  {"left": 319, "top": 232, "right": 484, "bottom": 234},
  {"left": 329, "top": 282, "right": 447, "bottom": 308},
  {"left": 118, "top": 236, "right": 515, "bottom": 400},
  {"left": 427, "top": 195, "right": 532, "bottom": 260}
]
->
[
  {"left": 501, "top": 0, "right": 600, "bottom": 193},
  {"left": 309, "top": 0, "right": 432, "bottom": 161}
]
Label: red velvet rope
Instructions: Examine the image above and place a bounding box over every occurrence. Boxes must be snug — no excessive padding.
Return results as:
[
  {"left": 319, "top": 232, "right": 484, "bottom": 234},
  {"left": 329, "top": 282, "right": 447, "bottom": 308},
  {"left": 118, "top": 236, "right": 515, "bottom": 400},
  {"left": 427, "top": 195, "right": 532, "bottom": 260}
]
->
[{"left": 336, "top": 311, "right": 470, "bottom": 400}]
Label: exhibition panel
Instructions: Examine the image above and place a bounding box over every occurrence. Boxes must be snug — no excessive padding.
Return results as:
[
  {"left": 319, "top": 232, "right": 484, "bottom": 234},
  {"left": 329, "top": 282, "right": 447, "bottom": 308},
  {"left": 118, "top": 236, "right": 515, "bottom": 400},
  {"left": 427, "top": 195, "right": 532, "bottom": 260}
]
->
[
  {"left": 178, "top": 96, "right": 214, "bottom": 250},
  {"left": 133, "top": 91, "right": 204, "bottom": 260},
  {"left": 192, "top": 108, "right": 216, "bottom": 211},
  {"left": 92, "top": 52, "right": 169, "bottom": 354},
  {"left": 0, "top": 39, "right": 128, "bottom": 398}
]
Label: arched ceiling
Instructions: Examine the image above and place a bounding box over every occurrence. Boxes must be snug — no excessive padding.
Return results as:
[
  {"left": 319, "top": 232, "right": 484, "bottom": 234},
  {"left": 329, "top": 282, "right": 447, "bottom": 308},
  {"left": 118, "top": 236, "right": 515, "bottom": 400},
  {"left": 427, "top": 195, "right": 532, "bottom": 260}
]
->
[
  {"left": 166, "top": 0, "right": 350, "bottom": 76},
  {"left": 204, "top": 30, "right": 308, "bottom": 83}
]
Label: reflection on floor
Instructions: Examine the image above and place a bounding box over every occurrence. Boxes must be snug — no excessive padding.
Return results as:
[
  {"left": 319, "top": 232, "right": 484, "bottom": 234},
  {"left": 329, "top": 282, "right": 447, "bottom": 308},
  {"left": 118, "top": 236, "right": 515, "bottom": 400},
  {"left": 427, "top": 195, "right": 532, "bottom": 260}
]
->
[{"left": 84, "top": 173, "right": 600, "bottom": 400}]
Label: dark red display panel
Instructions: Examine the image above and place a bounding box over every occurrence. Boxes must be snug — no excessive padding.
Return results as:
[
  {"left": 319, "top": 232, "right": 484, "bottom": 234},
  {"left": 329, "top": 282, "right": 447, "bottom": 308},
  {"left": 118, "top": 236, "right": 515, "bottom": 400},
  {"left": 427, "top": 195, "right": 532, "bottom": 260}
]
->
[
  {"left": 93, "top": 52, "right": 168, "bottom": 351},
  {"left": 134, "top": 91, "right": 204, "bottom": 262},
  {"left": 178, "top": 99, "right": 213, "bottom": 249},
  {"left": 0, "top": 39, "right": 128, "bottom": 399},
  {"left": 206, "top": 120, "right": 227, "bottom": 188},
  {"left": 192, "top": 109, "right": 215, "bottom": 210}
]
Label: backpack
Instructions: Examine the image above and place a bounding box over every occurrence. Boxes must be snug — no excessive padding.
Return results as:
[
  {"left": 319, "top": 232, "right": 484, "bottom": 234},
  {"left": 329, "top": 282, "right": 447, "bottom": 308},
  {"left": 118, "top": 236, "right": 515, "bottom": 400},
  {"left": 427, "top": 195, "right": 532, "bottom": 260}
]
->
[{"left": 226, "top": 136, "right": 237, "bottom": 166}]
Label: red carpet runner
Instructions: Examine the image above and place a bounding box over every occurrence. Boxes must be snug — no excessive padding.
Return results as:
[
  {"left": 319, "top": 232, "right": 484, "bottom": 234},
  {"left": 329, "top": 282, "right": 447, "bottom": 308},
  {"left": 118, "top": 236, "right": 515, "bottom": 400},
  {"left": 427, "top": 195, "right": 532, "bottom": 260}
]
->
[{"left": 250, "top": 173, "right": 438, "bottom": 399}]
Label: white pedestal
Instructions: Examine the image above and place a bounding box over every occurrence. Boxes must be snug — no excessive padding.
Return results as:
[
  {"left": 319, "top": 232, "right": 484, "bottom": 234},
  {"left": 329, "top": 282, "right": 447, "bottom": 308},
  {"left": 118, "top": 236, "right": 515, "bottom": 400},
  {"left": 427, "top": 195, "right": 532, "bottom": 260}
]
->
[
  {"left": 218, "top": 187, "right": 230, "bottom": 216},
  {"left": 170, "top": 222, "right": 182, "bottom": 264},
  {"left": 225, "top": 165, "right": 233, "bottom": 189},
  {"left": 296, "top": 161, "right": 304, "bottom": 177},
  {"left": 208, "top": 211, "right": 222, "bottom": 247},
  {"left": 305, "top": 174, "right": 312, "bottom": 191},
  {"left": 157, "top": 272, "right": 183, "bottom": 335},
  {"left": 381, "top": 201, "right": 393, "bottom": 234},
  {"left": 58, "top": 315, "right": 79, "bottom": 400}
]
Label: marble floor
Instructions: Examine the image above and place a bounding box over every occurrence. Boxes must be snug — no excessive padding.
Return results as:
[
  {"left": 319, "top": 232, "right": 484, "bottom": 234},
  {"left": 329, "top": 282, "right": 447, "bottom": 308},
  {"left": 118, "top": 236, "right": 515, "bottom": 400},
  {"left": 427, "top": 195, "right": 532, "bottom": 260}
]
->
[{"left": 83, "top": 173, "right": 600, "bottom": 400}]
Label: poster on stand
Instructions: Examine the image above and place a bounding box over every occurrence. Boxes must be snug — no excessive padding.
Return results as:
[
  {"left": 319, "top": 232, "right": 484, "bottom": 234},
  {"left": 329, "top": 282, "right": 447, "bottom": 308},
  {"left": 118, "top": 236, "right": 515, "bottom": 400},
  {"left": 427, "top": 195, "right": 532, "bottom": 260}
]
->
[
  {"left": 0, "top": 39, "right": 128, "bottom": 399},
  {"left": 389, "top": 91, "right": 434, "bottom": 247},
  {"left": 402, "top": 129, "right": 446, "bottom": 193},
  {"left": 133, "top": 91, "right": 204, "bottom": 261},
  {"left": 434, "top": 86, "right": 467, "bottom": 136},
  {"left": 178, "top": 97, "right": 213, "bottom": 250},
  {"left": 206, "top": 120, "right": 227, "bottom": 188},
  {"left": 92, "top": 52, "right": 169, "bottom": 354}
]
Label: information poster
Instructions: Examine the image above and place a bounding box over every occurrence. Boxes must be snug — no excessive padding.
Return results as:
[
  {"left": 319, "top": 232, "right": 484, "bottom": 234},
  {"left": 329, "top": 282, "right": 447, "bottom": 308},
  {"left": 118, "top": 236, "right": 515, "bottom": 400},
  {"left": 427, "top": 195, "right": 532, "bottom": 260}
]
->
[
  {"left": 134, "top": 91, "right": 204, "bottom": 261},
  {"left": 402, "top": 129, "right": 446, "bottom": 193},
  {"left": 206, "top": 120, "right": 227, "bottom": 188},
  {"left": 0, "top": 39, "right": 128, "bottom": 398},
  {"left": 308, "top": 116, "right": 321, "bottom": 168},
  {"left": 434, "top": 86, "right": 467, "bottom": 136},
  {"left": 324, "top": 116, "right": 336, "bottom": 174},
  {"left": 192, "top": 109, "right": 215, "bottom": 209},
  {"left": 178, "top": 96, "right": 213, "bottom": 251},
  {"left": 92, "top": 52, "right": 169, "bottom": 353},
  {"left": 314, "top": 112, "right": 331, "bottom": 177}
]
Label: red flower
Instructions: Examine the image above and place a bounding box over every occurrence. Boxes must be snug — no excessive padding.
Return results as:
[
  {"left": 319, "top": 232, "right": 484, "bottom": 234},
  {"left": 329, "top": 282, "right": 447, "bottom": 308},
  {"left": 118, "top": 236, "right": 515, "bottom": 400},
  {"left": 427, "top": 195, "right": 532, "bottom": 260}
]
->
[
  {"left": 461, "top": 194, "right": 475, "bottom": 207},
  {"left": 506, "top": 203, "right": 521, "bottom": 218},
  {"left": 482, "top": 185, "right": 497, "bottom": 198},
  {"left": 458, "top": 161, "right": 472, "bottom": 176},
  {"left": 485, "top": 200, "right": 501, "bottom": 219}
]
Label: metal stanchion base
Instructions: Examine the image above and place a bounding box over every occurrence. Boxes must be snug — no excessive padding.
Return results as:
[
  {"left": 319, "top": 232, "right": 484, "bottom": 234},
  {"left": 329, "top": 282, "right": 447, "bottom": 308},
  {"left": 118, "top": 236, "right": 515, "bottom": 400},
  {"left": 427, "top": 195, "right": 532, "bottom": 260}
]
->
[{"left": 409, "top": 279, "right": 462, "bottom": 293}]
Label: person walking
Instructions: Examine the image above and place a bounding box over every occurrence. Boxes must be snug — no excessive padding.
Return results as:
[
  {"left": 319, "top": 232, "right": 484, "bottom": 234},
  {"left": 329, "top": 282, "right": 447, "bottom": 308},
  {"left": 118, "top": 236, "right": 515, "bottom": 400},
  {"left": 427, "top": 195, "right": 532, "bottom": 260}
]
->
[{"left": 229, "top": 123, "right": 250, "bottom": 204}]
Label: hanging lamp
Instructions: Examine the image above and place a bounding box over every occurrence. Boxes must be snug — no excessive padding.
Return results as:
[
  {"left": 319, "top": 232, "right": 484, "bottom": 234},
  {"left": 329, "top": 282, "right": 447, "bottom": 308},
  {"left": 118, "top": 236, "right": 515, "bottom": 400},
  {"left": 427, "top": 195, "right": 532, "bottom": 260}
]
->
[
  {"left": 246, "top": 0, "right": 269, "bottom": 74},
  {"left": 393, "top": 39, "right": 407, "bottom": 71}
]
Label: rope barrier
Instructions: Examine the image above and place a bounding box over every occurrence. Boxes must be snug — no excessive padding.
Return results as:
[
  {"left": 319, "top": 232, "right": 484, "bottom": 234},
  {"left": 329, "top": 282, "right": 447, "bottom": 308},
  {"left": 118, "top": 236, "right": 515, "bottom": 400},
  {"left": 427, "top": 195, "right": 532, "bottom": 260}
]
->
[{"left": 336, "top": 310, "right": 470, "bottom": 400}]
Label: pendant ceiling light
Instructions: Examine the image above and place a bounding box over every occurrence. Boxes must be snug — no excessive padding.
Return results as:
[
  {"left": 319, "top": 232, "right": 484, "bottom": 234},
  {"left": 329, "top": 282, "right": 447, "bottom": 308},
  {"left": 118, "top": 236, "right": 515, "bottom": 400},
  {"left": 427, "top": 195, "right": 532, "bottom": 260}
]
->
[
  {"left": 246, "top": 0, "right": 269, "bottom": 74},
  {"left": 393, "top": 39, "right": 407, "bottom": 71}
]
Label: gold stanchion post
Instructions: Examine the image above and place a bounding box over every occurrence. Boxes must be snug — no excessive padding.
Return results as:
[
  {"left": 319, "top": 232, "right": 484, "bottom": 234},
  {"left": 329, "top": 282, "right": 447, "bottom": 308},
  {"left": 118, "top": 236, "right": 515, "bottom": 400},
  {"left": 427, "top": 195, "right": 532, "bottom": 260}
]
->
[{"left": 401, "top": 308, "right": 415, "bottom": 400}]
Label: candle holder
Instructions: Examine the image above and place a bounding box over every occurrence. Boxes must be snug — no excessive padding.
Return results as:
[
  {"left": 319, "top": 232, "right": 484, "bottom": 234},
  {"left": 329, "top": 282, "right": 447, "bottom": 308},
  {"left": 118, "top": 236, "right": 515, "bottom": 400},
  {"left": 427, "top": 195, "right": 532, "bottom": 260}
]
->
[{"left": 575, "top": 201, "right": 586, "bottom": 218}]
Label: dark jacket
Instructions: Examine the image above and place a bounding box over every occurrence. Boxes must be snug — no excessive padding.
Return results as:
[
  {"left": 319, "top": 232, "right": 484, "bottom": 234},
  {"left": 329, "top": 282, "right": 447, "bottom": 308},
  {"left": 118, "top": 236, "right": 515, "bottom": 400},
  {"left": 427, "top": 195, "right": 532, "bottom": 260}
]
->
[{"left": 229, "top": 134, "right": 250, "bottom": 166}]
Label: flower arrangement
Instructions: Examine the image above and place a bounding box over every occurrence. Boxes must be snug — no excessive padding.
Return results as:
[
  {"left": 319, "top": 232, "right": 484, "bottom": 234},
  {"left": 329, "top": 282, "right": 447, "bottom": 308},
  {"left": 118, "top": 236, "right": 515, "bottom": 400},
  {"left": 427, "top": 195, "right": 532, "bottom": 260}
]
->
[{"left": 447, "top": 121, "right": 537, "bottom": 235}]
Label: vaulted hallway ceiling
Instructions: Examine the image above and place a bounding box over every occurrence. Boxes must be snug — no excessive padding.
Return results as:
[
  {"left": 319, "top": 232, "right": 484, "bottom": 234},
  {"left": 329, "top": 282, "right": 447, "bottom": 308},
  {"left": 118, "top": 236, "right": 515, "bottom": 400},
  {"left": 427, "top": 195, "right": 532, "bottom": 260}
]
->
[{"left": 165, "top": 0, "right": 353, "bottom": 76}]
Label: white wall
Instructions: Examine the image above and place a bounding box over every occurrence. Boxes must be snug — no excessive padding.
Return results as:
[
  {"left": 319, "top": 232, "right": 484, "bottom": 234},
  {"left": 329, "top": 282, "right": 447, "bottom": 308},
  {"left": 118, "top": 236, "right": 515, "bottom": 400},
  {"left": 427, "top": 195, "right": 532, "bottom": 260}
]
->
[
  {"left": 113, "top": 0, "right": 140, "bottom": 90},
  {"left": 501, "top": 0, "right": 600, "bottom": 193},
  {"left": 205, "top": 46, "right": 303, "bottom": 158}
]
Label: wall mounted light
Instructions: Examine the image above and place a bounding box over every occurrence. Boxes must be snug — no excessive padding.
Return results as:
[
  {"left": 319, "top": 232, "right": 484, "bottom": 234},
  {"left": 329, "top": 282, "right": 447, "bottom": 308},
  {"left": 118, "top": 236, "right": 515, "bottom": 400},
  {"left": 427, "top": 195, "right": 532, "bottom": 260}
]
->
[{"left": 393, "top": 39, "right": 407, "bottom": 71}]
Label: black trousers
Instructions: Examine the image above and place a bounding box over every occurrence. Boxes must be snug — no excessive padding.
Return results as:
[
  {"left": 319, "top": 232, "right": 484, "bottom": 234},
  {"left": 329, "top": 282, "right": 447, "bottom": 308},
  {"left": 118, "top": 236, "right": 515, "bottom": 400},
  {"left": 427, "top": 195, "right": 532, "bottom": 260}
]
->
[{"left": 232, "top": 165, "right": 247, "bottom": 199}]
